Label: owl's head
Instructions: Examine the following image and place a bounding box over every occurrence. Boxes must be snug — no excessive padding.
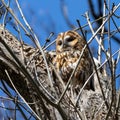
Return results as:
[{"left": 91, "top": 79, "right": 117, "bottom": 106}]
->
[{"left": 56, "top": 31, "right": 84, "bottom": 53}]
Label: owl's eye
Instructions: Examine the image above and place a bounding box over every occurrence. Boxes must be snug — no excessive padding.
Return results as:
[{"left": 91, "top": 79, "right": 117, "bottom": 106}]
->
[
  {"left": 57, "top": 40, "right": 62, "bottom": 45},
  {"left": 66, "top": 37, "right": 74, "bottom": 42}
]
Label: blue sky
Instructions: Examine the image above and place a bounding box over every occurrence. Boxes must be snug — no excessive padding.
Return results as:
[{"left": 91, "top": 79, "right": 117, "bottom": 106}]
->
[
  {"left": 1, "top": 0, "right": 118, "bottom": 89},
  {"left": 0, "top": 0, "right": 120, "bottom": 119},
  {"left": 17, "top": 0, "right": 120, "bottom": 88},
  {"left": 18, "top": 0, "right": 89, "bottom": 44}
]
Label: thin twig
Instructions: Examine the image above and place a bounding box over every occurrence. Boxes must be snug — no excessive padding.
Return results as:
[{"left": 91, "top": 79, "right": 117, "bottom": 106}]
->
[
  {"left": 42, "top": 32, "right": 54, "bottom": 49},
  {"left": 115, "top": 92, "right": 120, "bottom": 119},
  {"left": 0, "top": 33, "right": 68, "bottom": 120},
  {"left": 1, "top": 0, "right": 30, "bottom": 39},
  {"left": 15, "top": 0, "right": 33, "bottom": 32},
  {"left": 43, "top": 39, "right": 56, "bottom": 51},
  {"left": 15, "top": 0, "right": 55, "bottom": 90},
  {"left": 2, "top": 0, "right": 54, "bottom": 92},
  {"left": 0, "top": 80, "right": 28, "bottom": 120},
  {"left": 98, "top": 2, "right": 106, "bottom": 63},
  {"left": 5, "top": 69, "right": 41, "bottom": 120},
  {"left": 33, "top": 61, "right": 56, "bottom": 101},
  {"left": 116, "top": 49, "right": 120, "bottom": 64},
  {"left": 0, "top": 34, "right": 56, "bottom": 103},
  {"left": 87, "top": 2, "right": 120, "bottom": 45},
  {"left": 57, "top": 2, "right": 120, "bottom": 102},
  {"left": 2, "top": 0, "right": 10, "bottom": 27},
  {"left": 75, "top": 49, "right": 120, "bottom": 106},
  {"left": 15, "top": 23, "right": 25, "bottom": 64},
  {"left": 57, "top": 42, "right": 87, "bottom": 105},
  {"left": 50, "top": 62, "right": 85, "bottom": 120},
  {"left": 85, "top": 12, "right": 110, "bottom": 109}
]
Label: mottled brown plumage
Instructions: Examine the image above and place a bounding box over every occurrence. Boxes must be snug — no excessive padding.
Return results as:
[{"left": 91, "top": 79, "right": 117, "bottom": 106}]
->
[{"left": 54, "top": 30, "right": 94, "bottom": 90}]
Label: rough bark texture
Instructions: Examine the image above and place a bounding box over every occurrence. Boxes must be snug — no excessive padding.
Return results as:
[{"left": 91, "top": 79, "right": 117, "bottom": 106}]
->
[{"left": 0, "top": 25, "right": 120, "bottom": 120}]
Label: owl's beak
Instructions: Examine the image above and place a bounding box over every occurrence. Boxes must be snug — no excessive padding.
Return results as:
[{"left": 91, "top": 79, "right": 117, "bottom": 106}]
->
[
  {"left": 62, "top": 44, "right": 71, "bottom": 51},
  {"left": 63, "top": 44, "right": 67, "bottom": 48}
]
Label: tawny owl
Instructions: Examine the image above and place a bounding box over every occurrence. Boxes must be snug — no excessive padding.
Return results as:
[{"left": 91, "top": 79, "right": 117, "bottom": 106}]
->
[{"left": 54, "top": 30, "right": 94, "bottom": 91}]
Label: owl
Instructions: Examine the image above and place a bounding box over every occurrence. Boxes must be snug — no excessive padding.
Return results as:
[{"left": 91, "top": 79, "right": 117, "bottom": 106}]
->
[{"left": 54, "top": 30, "right": 94, "bottom": 91}]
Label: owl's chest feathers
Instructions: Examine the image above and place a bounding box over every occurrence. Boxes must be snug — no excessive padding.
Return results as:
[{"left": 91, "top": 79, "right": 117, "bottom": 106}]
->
[{"left": 55, "top": 50, "right": 81, "bottom": 80}]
